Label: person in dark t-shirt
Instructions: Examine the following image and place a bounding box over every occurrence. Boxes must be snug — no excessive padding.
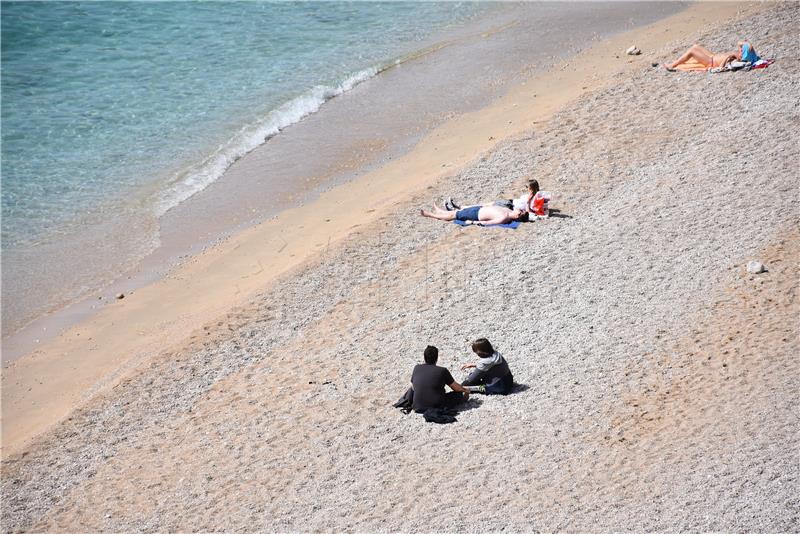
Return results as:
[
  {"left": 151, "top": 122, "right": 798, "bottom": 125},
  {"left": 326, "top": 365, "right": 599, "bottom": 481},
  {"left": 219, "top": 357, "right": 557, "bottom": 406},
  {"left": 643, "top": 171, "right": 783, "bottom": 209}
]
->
[{"left": 409, "top": 345, "right": 469, "bottom": 413}]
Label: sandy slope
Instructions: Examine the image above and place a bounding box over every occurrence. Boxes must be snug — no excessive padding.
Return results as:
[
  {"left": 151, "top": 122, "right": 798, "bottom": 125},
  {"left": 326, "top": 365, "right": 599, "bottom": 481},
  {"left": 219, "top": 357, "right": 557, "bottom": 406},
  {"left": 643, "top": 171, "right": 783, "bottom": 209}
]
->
[
  {"left": 3, "top": 3, "right": 799, "bottom": 532},
  {"left": 1, "top": 1, "right": 746, "bottom": 453}
]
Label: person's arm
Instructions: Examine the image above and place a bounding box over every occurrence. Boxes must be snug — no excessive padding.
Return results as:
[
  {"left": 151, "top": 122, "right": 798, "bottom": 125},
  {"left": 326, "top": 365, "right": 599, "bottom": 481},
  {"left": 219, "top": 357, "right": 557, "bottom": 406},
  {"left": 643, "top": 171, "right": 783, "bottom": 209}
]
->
[
  {"left": 449, "top": 381, "right": 470, "bottom": 399},
  {"left": 460, "top": 363, "right": 476, "bottom": 371},
  {"left": 461, "top": 367, "right": 484, "bottom": 387},
  {"left": 479, "top": 215, "right": 511, "bottom": 226}
]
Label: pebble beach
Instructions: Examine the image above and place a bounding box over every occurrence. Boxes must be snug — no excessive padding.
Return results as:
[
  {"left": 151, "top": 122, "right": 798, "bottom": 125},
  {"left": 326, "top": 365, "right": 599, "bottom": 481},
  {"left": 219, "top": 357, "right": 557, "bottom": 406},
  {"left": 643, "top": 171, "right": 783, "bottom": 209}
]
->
[{"left": 2, "top": 3, "right": 799, "bottom": 532}]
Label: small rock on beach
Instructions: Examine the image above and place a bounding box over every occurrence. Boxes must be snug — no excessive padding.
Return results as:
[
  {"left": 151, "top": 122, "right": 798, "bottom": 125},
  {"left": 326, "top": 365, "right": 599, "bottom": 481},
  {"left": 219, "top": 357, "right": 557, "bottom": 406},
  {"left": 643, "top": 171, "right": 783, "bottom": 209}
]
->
[{"left": 746, "top": 260, "right": 766, "bottom": 274}]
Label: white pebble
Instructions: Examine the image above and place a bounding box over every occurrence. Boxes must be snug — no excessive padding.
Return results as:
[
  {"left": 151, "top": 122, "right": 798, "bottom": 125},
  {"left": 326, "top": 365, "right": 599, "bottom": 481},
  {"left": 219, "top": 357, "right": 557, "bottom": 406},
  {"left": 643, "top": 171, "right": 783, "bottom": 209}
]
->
[{"left": 746, "top": 261, "right": 766, "bottom": 274}]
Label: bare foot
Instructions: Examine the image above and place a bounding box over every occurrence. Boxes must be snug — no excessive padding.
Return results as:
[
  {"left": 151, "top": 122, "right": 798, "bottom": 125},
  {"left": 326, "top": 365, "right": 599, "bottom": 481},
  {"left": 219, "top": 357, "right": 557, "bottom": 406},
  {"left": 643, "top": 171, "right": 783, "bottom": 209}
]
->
[{"left": 663, "top": 63, "right": 677, "bottom": 72}]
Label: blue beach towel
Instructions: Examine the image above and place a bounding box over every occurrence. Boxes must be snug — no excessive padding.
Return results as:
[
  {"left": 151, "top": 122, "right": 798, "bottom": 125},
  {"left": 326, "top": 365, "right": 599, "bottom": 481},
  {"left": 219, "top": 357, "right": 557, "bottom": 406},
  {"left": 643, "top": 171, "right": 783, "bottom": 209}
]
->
[{"left": 453, "top": 220, "right": 520, "bottom": 229}]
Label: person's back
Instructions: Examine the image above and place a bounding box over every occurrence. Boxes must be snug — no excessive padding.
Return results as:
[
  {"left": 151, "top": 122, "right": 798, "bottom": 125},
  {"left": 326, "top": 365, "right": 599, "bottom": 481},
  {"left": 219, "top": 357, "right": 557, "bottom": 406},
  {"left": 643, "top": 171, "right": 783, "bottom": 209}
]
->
[
  {"left": 410, "top": 362, "right": 455, "bottom": 413},
  {"left": 475, "top": 354, "right": 512, "bottom": 383}
]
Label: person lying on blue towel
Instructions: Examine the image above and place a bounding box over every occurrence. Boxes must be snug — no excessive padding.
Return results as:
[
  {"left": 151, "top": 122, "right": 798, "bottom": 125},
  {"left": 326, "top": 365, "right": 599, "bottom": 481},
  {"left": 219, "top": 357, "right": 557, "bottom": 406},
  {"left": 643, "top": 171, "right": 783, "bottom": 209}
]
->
[{"left": 420, "top": 202, "right": 526, "bottom": 226}]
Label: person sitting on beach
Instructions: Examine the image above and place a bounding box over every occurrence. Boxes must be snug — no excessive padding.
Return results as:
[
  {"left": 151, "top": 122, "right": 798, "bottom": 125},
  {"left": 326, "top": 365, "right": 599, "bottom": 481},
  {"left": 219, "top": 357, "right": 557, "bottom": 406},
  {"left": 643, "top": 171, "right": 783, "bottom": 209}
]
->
[
  {"left": 664, "top": 41, "right": 759, "bottom": 71},
  {"left": 407, "top": 345, "right": 470, "bottom": 413},
  {"left": 460, "top": 338, "right": 515, "bottom": 395},
  {"left": 445, "top": 179, "right": 541, "bottom": 215},
  {"left": 420, "top": 203, "right": 525, "bottom": 226}
]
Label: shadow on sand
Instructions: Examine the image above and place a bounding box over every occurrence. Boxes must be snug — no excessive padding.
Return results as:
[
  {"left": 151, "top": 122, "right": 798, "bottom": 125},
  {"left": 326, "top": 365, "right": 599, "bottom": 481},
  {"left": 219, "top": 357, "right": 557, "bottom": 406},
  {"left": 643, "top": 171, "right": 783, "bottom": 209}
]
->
[
  {"left": 509, "top": 383, "right": 530, "bottom": 394},
  {"left": 546, "top": 208, "right": 572, "bottom": 219},
  {"left": 455, "top": 396, "right": 483, "bottom": 413}
]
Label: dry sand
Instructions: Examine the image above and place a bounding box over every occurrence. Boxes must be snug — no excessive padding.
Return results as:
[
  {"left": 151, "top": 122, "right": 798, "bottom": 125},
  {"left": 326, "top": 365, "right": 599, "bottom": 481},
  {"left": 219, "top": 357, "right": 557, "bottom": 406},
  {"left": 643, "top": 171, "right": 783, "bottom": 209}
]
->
[
  {"left": 3, "top": 2, "right": 799, "bottom": 532},
  {"left": 1, "top": 0, "right": 748, "bottom": 457}
]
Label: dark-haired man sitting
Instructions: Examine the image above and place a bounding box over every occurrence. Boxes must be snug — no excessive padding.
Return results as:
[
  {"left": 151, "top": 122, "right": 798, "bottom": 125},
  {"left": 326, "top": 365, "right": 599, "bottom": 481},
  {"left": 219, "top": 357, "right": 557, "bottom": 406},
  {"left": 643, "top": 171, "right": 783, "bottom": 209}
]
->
[{"left": 408, "top": 345, "right": 470, "bottom": 413}]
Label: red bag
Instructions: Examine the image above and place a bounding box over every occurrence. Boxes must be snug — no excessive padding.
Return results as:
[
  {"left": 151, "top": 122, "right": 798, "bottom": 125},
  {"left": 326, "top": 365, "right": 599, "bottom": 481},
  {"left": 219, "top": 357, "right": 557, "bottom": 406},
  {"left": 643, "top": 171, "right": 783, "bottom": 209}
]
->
[{"left": 530, "top": 192, "right": 552, "bottom": 217}]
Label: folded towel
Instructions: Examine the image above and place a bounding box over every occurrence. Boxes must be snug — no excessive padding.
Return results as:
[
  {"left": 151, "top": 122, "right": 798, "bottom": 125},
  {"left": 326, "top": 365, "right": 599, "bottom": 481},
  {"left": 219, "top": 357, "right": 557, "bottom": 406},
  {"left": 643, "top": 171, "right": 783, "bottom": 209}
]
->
[
  {"left": 751, "top": 58, "right": 775, "bottom": 70},
  {"left": 453, "top": 220, "right": 520, "bottom": 229}
]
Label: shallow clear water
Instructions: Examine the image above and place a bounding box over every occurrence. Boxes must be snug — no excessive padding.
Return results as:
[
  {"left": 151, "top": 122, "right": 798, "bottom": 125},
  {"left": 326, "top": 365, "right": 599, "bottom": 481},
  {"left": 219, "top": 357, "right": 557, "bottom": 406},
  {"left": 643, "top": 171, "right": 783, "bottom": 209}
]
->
[
  {"left": 1, "top": 1, "right": 689, "bottom": 349},
  {"left": 1, "top": 2, "right": 484, "bottom": 250},
  {"left": 1, "top": 1, "right": 487, "bottom": 332}
]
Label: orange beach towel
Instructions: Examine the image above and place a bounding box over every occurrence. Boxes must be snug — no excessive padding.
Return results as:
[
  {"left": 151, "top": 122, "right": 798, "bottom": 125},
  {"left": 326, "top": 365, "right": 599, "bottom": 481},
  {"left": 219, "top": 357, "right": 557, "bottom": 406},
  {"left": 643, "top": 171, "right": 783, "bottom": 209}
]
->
[{"left": 674, "top": 58, "right": 710, "bottom": 72}]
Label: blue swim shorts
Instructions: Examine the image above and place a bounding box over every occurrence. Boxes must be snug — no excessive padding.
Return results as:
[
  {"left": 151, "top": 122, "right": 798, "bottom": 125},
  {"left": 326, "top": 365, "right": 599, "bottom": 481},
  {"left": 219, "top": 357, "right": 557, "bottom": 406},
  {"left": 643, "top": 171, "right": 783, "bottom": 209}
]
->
[{"left": 455, "top": 206, "right": 481, "bottom": 222}]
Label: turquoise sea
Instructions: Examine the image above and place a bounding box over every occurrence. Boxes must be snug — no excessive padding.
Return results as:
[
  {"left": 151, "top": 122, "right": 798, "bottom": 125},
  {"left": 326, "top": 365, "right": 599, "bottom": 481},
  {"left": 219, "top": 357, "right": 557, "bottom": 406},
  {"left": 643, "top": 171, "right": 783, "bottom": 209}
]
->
[
  {"left": 1, "top": 1, "right": 486, "bottom": 333},
  {"left": 1, "top": 1, "right": 487, "bottom": 248}
]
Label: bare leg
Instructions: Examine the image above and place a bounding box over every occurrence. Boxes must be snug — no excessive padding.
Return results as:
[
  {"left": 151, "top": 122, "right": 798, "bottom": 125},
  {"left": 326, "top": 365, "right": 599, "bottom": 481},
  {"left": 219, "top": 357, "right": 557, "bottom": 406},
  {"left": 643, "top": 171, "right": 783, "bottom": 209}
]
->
[
  {"left": 456, "top": 204, "right": 483, "bottom": 209},
  {"left": 692, "top": 44, "right": 714, "bottom": 57},
  {"left": 667, "top": 44, "right": 714, "bottom": 69},
  {"left": 420, "top": 204, "right": 457, "bottom": 221},
  {"left": 442, "top": 200, "right": 483, "bottom": 211}
]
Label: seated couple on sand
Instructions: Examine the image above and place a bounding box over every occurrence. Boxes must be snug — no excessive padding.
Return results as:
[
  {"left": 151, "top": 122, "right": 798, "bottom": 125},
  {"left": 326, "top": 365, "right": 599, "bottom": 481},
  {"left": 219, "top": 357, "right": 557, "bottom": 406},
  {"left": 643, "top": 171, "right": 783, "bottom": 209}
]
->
[
  {"left": 421, "top": 179, "right": 548, "bottom": 226},
  {"left": 665, "top": 40, "right": 759, "bottom": 71},
  {"left": 396, "top": 339, "right": 515, "bottom": 415}
]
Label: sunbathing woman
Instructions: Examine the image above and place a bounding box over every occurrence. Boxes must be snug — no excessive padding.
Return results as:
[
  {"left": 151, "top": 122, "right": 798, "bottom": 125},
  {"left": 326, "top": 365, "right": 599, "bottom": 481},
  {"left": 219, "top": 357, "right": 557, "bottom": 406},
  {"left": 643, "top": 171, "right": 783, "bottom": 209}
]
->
[{"left": 665, "top": 41, "right": 759, "bottom": 71}]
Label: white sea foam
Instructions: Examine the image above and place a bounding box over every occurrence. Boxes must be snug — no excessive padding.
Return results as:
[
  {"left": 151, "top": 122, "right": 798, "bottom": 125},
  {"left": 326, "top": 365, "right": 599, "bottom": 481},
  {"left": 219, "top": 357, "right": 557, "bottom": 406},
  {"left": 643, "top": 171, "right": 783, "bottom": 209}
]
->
[{"left": 154, "top": 65, "right": 381, "bottom": 217}]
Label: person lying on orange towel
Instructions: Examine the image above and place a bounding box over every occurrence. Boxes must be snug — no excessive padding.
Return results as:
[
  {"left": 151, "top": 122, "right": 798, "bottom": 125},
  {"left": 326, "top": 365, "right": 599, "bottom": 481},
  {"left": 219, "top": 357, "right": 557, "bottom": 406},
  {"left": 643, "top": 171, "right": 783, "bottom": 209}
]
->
[{"left": 664, "top": 41, "right": 759, "bottom": 72}]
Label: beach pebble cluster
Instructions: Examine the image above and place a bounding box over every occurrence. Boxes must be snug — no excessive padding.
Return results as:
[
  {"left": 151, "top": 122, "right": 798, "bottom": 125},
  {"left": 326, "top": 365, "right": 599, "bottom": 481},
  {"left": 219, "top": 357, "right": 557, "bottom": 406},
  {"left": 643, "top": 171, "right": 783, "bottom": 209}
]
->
[{"left": 2, "top": 4, "right": 799, "bottom": 532}]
